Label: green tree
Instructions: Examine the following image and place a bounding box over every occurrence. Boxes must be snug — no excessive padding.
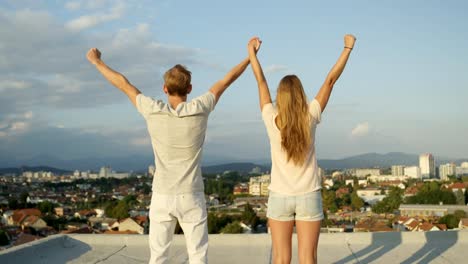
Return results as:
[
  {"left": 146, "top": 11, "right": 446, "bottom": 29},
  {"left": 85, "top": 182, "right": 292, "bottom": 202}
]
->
[
  {"left": 456, "top": 190, "right": 465, "bottom": 205},
  {"left": 8, "top": 198, "right": 19, "bottom": 210},
  {"left": 438, "top": 214, "right": 459, "bottom": 229},
  {"left": 405, "top": 182, "right": 456, "bottom": 205},
  {"left": 372, "top": 187, "right": 403, "bottom": 214},
  {"left": 38, "top": 201, "right": 55, "bottom": 214},
  {"left": 0, "top": 230, "right": 9, "bottom": 246},
  {"left": 220, "top": 221, "right": 244, "bottom": 234},
  {"left": 241, "top": 203, "right": 259, "bottom": 230},
  {"left": 454, "top": 210, "right": 466, "bottom": 219},
  {"left": 351, "top": 191, "right": 364, "bottom": 211},
  {"left": 207, "top": 213, "right": 236, "bottom": 234},
  {"left": 322, "top": 190, "right": 338, "bottom": 213},
  {"left": 142, "top": 183, "right": 151, "bottom": 195},
  {"left": 20, "top": 192, "right": 29, "bottom": 208},
  {"left": 112, "top": 201, "right": 130, "bottom": 219}
]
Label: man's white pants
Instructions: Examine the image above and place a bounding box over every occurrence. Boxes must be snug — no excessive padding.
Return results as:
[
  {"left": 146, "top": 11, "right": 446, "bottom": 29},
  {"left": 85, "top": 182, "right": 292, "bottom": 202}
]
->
[{"left": 149, "top": 192, "right": 208, "bottom": 264}]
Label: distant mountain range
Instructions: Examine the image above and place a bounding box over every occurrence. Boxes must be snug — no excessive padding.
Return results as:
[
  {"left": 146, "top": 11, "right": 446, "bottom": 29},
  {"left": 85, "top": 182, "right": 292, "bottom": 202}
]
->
[{"left": 1, "top": 152, "right": 466, "bottom": 174}]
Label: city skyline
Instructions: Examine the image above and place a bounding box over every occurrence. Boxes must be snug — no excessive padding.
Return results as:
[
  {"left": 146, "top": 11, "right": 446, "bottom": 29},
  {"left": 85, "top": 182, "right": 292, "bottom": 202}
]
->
[{"left": 1, "top": 1, "right": 467, "bottom": 166}]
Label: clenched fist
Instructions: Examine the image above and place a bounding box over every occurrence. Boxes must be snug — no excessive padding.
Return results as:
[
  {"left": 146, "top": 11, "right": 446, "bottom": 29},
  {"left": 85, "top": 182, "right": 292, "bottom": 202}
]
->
[
  {"left": 344, "top": 34, "right": 356, "bottom": 49},
  {"left": 247, "top": 37, "right": 262, "bottom": 54},
  {"left": 86, "top": 48, "right": 102, "bottom": 65}
]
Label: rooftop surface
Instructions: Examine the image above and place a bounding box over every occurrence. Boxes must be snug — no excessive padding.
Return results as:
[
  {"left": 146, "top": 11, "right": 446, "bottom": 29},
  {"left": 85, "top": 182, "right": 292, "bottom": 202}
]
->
[{"left": 1, "top": 231, "right": 467, "bottom": 263}]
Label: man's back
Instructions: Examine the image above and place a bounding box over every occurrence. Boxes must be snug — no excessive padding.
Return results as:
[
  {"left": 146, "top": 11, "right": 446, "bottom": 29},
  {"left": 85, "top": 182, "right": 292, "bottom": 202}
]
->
[{"left": 136, "top": 92, "right": 216, "bottom": 194}]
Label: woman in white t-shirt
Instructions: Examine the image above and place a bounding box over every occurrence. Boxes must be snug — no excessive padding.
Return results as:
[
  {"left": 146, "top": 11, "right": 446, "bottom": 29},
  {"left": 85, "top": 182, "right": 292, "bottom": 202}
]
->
[{"left": 247, "top": 35, "right": 356, "bottom": 264}]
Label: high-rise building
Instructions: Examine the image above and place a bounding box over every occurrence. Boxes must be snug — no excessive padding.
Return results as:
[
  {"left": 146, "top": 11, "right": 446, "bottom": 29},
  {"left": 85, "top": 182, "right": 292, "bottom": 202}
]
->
[
  {"left": 99, "top": 166, "right": 112, "bottom": 178},
  {"left": 461, "top": 162, "right": 468, "bottom": 168},
  {"left": 419, "top": 153, "right": 435, "bottom": 178},
  {"left": 148, "top": 165, "right": 155, "bottom": 176},
  {"left": 392, "top": 165, "right": 405, "bottom": 176},
  {"left": 439, "top": 163, "right": 456, "bottom": 181},
  {"left": 404, "top": 166, "right": 421, "bottom": 179}
]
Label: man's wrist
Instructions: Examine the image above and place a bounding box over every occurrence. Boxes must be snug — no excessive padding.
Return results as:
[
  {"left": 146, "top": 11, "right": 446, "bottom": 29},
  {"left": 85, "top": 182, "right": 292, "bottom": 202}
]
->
[{"left": 93, "top": 59, "right": 104, "bottom": 66}]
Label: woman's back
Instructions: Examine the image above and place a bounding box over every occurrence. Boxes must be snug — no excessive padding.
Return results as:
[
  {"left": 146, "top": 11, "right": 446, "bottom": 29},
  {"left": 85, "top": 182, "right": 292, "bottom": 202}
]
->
[{"left": 262, "top": 99, "right": 322, "bottom": 195}]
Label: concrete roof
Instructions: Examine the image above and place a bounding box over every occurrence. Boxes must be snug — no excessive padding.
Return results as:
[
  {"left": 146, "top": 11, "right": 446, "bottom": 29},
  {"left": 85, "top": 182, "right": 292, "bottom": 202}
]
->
[{"left": 1, "top": 231, "right": 467, "bottom": 263}]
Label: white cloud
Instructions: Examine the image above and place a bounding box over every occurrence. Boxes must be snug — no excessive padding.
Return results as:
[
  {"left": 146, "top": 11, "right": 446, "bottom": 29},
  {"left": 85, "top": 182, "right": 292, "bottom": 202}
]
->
[
  {"left": 65, "top": 1, "right": 125, "bottom": 31},
  {"left": 0, "top": 80, "right": 32, "bottom": 92},
  {"left": 23, "top": 111, "right": 33, "bottom": 119},
  {"left": 10, "top": 121, "right": 29, "bottom": 132},
  {"left": 0, "top": 8, "right": 199, "bottom": 116},
  {"left": 351, "top": 122, "right": 370, "bottom": 137},
  {"left": 264, "top": 64, "right": 288, "bottom": 74}
]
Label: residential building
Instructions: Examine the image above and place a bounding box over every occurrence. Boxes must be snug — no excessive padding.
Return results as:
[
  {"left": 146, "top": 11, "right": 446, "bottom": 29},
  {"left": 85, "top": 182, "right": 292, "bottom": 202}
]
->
[
  {"left": 399, "top": 204, "right": 468, "bottom": 217},
  {"left": 249, "top": 175, "right": 270, "bottom": 196},
  {"left": 119, "top": 217, "right": 145, "bottom": 234},
  {"left": 233, "top": 183, "right": 249, "bottom": 195},
  {"left": 456, "top": 163, "right": 468, "bottom": 177},
  {"left": 392, "top": 165, "right": 405, "bottom": 176},
  {"left": 459, "top": 218, "right": 468, "bottom": 230},
  {"left": 354, "top": 169, "right": 381, "bottom": 177},
  {"left": 404, "top": 166, "right": 421, "bottom": 179},
  {"left": 439, "top": 163, "right": 456, "bottom": 181}
]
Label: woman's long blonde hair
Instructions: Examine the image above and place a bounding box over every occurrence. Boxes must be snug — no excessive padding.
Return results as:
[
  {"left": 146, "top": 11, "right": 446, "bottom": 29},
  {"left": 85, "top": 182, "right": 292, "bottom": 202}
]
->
[{"left": 276, "top": 75, "right": 311, "bottom": 166}]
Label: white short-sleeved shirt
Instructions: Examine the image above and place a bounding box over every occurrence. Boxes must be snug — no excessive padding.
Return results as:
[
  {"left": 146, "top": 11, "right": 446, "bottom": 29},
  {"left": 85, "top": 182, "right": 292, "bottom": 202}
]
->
[
  {"left": 136, "top": 92, "right": 216, "bottom": 194},
  {"left": 262, "top": 99, "right": 322, "bottom": 195}
]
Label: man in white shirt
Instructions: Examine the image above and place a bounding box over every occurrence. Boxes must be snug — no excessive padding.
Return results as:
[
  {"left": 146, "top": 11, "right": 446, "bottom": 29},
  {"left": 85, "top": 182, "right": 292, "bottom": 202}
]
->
[{"left": 86, "top": 42, "right": 259, "bottom": 263}]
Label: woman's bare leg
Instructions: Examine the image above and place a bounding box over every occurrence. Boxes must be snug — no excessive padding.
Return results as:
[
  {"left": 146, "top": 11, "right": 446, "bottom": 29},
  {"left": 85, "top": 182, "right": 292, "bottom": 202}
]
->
[
  {"left": 269, "top": 218, "right": 295, "bottom": 264},
  {"left": 296, "top": 220, "right": 321, "bottom": 264}
]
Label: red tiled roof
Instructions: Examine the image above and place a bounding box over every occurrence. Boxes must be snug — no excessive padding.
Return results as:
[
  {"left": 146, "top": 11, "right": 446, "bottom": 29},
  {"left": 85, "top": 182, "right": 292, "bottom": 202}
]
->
[
  {"left": 12, "top": 209, "right": 41, "bottom": 225},
  {"left": 435, "top": 224, "right": 448, "bottom": 231},
  {"left": 398, "top": 216, "right": 410, "bottom": 224},
  {"left": 406, "top": 220, "right": 420, "bottom": 230},
  {"left": 21, "top": 215, "right": 40, "bottom": 226},
  {"left": 460, "top": 218, "right": 468, "bottom": 227},
  {"left": 61, "top": 227, "right": 94, "bottom": 234},
  {"left": 449, "top": 183, "right": 467, "bottom": 190},
  {"left": 418, "top": 222, "right": 436, "bottom": 232},
  {"left": 134, "top": 216, "right": 148, "bottom": 225}
]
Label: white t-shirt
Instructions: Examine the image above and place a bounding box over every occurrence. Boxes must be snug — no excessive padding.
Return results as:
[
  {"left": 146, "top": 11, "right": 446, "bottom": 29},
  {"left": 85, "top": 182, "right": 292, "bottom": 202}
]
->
[
  {"left": 262, "top": 99, "right": 322, "bottom": 195},
  {"left": 136, "top": 92, "right": 216, "bottom": 194}
]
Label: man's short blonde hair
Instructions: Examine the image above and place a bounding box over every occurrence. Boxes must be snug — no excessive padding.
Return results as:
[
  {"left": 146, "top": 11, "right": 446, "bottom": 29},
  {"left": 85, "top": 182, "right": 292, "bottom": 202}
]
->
[{"left": 163, "top": 64, "right": 191, "bottom": 96}]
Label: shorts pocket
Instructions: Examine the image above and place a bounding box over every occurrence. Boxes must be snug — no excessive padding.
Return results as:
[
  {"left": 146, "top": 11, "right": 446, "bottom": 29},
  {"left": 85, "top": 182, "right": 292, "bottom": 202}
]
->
[
  {"left": 267, "top": 194, "right": 293, "bottom": 221},
  {"left": 295, "top": 191, "right": 324, "bottom": 221}
]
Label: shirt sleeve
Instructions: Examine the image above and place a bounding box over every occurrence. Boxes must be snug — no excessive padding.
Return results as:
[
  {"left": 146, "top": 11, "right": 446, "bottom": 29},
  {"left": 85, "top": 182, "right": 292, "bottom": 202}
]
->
[
  {"left": 193, "top": 92, "right": 216, "bottom": 114},
  {"left": 261, "top": 103, "right": 276, "bottom": 129},
  {"left": 136, "top": 93, "right": 157, "bottom": 118},
  {"left": 309, "top": 99, "right": 322, "bottom": 124}
]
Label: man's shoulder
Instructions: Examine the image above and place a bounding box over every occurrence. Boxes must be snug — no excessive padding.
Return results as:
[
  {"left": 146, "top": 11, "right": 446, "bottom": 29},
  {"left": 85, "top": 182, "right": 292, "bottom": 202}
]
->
[{"left": 177, "top": 92, "right": 215, "bottom": 115}]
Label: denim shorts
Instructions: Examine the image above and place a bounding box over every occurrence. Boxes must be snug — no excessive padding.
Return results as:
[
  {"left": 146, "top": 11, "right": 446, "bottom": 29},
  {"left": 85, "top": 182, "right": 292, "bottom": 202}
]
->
[{"left": 267, "top": 190, "right": 324, "bottom": 221}]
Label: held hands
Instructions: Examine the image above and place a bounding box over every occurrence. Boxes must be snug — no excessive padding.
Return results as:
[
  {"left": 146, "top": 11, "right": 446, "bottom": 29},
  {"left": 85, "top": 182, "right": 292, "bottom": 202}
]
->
[
  {"left": 344, "top": 34, "right": 356, "bottom": 50},
  {"left": 247, "top": 37, "right": 262, "bottom": 55},
  {"left": 86, "top": 48, "right": 102, "bottom": 65}
]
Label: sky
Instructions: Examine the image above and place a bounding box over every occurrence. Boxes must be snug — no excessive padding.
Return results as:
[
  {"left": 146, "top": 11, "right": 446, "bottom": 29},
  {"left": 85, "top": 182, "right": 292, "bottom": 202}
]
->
[{"left": 0, "top": 0, "right": 467, "bottom": 168}]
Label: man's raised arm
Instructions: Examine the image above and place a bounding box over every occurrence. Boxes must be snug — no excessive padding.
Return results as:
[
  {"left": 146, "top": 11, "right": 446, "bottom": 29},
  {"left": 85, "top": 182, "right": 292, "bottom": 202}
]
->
[
  {"left": 209, "top": 40, "right": 262, "bottom": 103},
  {"left": 87, "top": 48, "right": 141, "bottom": 107},
  {"left": 209, "top": 57, "right": 250, "bottom": 103},
  {"left": 315, "top": 34, "right": 356, "bottom": 112}
]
